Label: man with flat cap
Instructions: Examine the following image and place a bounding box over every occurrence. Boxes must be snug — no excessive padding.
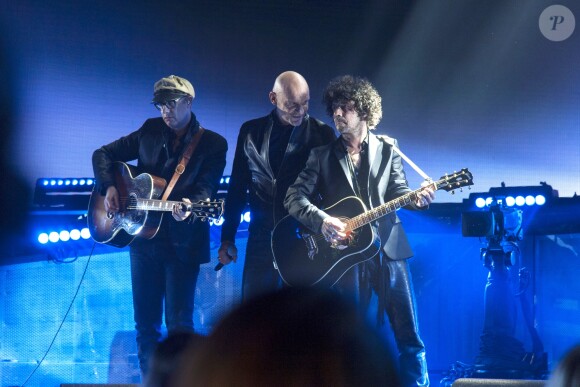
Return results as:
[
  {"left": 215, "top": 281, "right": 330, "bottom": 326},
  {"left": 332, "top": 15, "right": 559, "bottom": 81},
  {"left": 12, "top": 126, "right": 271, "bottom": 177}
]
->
[
  {"left": 92, "top": 75, "right": 227, "bottom": 377},
  {"left": 217, "top": 71, "right": 336, "bottom": 301}
]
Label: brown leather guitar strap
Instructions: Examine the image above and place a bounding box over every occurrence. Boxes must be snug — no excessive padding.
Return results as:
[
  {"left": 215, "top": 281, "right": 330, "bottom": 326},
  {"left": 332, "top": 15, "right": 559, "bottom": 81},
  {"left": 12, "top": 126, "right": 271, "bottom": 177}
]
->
[{"left": 161, "top": 126, "right": 205, "bottom": 201}]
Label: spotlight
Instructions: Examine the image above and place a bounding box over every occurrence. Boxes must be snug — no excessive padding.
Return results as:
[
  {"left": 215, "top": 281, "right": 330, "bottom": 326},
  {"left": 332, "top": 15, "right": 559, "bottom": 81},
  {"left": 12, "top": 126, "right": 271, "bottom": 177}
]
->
[
  {"left": 219, "top": 175, "right": 231, "bottom": 191},
  {"left": 34, "top": 176, "right": 95, "bottom": 210},
  {"left": 70, "top": 229, "right": 81, "bottom": 240},
  {"left": 467, "top": 183, "right": 557, "bottom": 210},
  {"left": 505, "top": 196, "right": 516, "bottom": 207},
  {"left": 38, "top": 233, "right": 49, "bottom": 244}
]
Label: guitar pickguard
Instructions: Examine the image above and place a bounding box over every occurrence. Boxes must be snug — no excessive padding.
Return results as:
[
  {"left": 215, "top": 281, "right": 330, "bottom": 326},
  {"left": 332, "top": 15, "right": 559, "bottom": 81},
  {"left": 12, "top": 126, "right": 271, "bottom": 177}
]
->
[
  {"left": 298, "top": 226, "right": 360, "bottom": 261},
  {"left": 113, "top": 193, "right": 146, "bottom": 236}
]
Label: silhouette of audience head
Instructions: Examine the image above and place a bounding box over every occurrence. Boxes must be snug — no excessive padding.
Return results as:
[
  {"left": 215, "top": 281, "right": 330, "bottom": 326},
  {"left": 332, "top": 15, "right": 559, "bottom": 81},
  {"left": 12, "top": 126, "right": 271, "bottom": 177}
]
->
[
  {"left": 143, "top": 331, "right": 206, "bottom": 387},
  {"left": 547, "top": 344, "right": 580, "bottom": 387},
  {"left": 174, "top": 287, "right": 400, "bottom": 386}
]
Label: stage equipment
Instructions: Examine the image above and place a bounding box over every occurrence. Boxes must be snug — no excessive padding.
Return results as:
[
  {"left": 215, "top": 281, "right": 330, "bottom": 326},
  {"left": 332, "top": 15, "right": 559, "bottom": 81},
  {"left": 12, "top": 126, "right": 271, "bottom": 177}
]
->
[
  {"left": 467, "top": 182, "right": 557, "bottom": 210},
  {"left": 33, "top": 177, "right": 95, "bottom": 211},
  {"left": 443, "top": 190, "right": 551, "bottom": 386}
]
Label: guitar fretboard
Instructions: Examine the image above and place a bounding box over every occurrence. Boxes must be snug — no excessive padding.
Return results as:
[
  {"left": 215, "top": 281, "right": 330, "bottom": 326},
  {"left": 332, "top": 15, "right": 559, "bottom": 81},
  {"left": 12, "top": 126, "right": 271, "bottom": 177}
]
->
[
  {"left": 131, "top": 199, "right": 187, "bottom": 212},
  {"left": 345, "top": 182, "right": 439, "bottom": 232}
]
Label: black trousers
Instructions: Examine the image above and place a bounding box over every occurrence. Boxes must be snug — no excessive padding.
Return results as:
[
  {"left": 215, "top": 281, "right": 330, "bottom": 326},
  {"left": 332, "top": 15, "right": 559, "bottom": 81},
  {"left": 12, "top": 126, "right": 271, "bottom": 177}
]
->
[
  {"left": 337, "top": 255, "right": 429, "bottom": 387},
  {"left": 129, "top": 228, "right": 200, "bottom": 375},
  {"left": 241, "top": 225, "right": 282, "bottom": 302}
]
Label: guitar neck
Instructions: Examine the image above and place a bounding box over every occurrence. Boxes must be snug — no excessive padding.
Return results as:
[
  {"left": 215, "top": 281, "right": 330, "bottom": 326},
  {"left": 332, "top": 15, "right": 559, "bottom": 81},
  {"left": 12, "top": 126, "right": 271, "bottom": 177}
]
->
[
  {"left": 134, "top": 198, "right": 188, "bottom": 212},
  {"left": 346, "top": 183, "right": 438, "bottom": 231}
]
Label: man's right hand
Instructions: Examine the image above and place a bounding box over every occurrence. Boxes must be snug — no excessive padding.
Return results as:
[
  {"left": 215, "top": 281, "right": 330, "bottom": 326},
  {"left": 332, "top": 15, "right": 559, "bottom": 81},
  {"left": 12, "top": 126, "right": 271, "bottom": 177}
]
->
[
  {"left": 104, "top": 186, "right": 120, "bottom": 213},
  {"left": 218, "top": 241, "right": 238, "bottom": 266},
  {"left": 321, "top": 216, "right": 347, "bottom": 241}
]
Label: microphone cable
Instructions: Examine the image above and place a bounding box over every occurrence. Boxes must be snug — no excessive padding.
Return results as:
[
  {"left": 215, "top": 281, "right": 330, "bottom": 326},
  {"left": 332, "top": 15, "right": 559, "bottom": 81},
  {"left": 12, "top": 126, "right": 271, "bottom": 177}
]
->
[{"left": 20, "top": 241, "right": 96, "bottom": 386}]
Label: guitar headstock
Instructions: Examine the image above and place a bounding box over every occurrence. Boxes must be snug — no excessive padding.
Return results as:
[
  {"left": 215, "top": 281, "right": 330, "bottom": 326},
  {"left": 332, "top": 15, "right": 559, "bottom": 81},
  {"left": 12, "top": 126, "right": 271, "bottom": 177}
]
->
[
  {"left": 190, "top": 199, "right": 225, "bottom": 220},
  {"left": 437, "top": 168, "right": 473, "bottom": 192}
]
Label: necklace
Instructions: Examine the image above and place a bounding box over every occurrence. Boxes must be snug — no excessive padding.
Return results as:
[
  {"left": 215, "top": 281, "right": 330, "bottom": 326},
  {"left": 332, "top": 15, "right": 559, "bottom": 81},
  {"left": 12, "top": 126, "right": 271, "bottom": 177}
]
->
[{"left": 348, "top": 149, "right": 362, "bottom": 168}]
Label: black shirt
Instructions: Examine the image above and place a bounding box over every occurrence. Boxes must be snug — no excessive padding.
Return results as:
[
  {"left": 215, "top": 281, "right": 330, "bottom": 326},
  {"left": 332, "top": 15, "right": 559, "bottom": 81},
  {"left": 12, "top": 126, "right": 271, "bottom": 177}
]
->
[{"left": 269, "top": 114, "right": 294, "bottom": 176}]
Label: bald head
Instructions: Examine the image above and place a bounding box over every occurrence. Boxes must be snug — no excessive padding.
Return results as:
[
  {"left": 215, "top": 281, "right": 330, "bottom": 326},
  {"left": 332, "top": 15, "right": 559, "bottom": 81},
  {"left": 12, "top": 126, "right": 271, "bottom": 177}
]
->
[{"left": 269, "top": 71, "right": 310, "bottom": 127}]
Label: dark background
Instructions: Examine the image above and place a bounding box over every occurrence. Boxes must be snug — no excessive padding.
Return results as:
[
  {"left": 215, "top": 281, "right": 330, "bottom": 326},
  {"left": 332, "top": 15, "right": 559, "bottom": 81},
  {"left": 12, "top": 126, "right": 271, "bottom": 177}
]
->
[{"left": 1, "top": 0, "right": 578, "bottom": 200}]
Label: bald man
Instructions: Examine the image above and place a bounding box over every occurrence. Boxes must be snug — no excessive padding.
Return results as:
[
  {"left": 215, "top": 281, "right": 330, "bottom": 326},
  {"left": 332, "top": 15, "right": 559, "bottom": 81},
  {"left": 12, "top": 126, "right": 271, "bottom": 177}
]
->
[{"left": 219, "top": 71, "right": 336, "bottom": 301}]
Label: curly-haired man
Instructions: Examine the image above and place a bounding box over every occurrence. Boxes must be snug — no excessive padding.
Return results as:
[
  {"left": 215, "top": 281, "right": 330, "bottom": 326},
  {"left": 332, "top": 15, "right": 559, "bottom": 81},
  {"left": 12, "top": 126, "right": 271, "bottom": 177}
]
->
[{"left": 284, "top": 75, "right": 434, "bottom": 386}]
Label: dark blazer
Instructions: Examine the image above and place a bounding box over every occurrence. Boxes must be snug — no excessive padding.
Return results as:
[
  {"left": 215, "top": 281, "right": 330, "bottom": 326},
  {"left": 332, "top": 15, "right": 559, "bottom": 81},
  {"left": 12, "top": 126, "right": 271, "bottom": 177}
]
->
[
  {"left": 284, "top": 132, "right": 421, "bottom": 261},
  {"left": 221, "top": 111, "right": 335, "bottom": 241},
  {"left": 92, "top": 114, "right": 227, "bottom": 264}
]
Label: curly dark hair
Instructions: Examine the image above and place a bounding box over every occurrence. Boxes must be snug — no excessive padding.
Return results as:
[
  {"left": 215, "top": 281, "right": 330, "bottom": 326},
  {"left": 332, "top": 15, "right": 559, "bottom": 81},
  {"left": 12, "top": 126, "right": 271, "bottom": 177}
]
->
[{"left": 322, "top": 75, "right": 382, "bottom": 129}]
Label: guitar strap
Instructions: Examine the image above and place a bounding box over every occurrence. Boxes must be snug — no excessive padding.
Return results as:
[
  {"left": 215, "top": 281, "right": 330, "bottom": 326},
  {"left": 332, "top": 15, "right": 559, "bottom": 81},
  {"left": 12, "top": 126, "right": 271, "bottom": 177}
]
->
[
  {"left": 377, "top": 135, "right": 431, "bottom": 181},
  {"left": 161, "top": 126, "right": 205, "bottom": 201}
]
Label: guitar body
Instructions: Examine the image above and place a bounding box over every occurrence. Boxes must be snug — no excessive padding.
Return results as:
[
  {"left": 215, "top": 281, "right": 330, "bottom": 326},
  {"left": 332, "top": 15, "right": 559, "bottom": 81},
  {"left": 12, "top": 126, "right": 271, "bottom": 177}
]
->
[
  {"left": 272, "top": 196, "right": 380, "bottom": 288},
  {"left": 272, "top": 168, "right": 474, "bottom": 288},
  {"left": 87, "top": 162, "right": 167, "bottom": 247}
]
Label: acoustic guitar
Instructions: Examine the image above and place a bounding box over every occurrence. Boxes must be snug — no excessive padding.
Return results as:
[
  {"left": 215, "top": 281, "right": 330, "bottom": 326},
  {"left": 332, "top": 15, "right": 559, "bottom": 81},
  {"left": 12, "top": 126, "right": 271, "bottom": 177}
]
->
[
  {"left": 271, "top": 169, "right": 473, "bottom": 287},
  {"left": 87, "top": 162, "right": 224, "bottom": 247}
]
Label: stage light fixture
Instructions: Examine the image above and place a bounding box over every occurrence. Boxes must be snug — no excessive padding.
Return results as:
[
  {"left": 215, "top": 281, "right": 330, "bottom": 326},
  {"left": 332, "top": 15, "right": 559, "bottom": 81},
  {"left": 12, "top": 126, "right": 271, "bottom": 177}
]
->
[
  {"left": 34, "top": 177, "right": 95, "bottom": 210},
  {"left": 467, "top": 183, "right": 557, "bottom": 210},
  {"left": 70, "top": 229, "right": 81, "bottom": 240},
  {"left": 219, "top": 175, "right": 231, "bottom": 191},
  {"left": 36, "top": 226, "right": 91, "bottom": 245}
]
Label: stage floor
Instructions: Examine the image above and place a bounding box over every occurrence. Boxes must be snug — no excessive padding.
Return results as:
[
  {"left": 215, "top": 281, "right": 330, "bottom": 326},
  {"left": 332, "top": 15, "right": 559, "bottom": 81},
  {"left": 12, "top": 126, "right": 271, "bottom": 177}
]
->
[{"left": 2, "top": 227, "right": 578, "bottom": 386}]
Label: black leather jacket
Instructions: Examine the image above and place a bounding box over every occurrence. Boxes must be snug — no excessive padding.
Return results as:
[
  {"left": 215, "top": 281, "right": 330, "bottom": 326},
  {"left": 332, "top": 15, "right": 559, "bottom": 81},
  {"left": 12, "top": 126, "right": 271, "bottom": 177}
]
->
[{"left": 221, "top": 111, "right": 335, "bottom": 242}]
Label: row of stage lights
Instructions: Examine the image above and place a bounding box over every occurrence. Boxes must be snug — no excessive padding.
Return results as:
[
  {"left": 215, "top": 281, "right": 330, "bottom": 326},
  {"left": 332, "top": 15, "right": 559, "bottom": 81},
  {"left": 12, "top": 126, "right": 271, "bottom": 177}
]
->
[
  {"left": 40, "top": 178, "right": 94, "bottom": 187},
  {"left": 469, "top": 183, "right": 556, "bottom": 210},
  {"left": 473, "top": 194, "right": 547, "bottom": 209}
]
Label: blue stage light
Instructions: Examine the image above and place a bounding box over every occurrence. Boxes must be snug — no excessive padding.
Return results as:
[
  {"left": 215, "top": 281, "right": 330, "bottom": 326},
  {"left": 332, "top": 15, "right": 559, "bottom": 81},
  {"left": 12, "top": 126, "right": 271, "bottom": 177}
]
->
[
  {"left": 70, "top": 229, "right": 81, "bottom": 240},
  {"left": 81, "top": 228, "right": 91, "bottom": 239},
  {"left": 243, "top": 211, "right": 251, "bottom": 223},
  {"left": 38, "top": 233, "right": 49, "bottom": 244},
  {"left": 211, "top": 217, "right": 224, "bottom": 226},
  {"left": 72, "top": 179, "right": 78, "bottom": 185},
  {"left": 475, "top": 198, "right": 486, "bottom": 208},
  {"left": 468, "top": 183, "right": 557, "bottom": 210},
  {"left": 48, "top": 232, "right": 60, "bottom": 243},
  {"left": 59, "top": 230, "right": 70, "bottom": 242},
  {"left": 50, "top": 180, "right": 56, "bottom": 186}
]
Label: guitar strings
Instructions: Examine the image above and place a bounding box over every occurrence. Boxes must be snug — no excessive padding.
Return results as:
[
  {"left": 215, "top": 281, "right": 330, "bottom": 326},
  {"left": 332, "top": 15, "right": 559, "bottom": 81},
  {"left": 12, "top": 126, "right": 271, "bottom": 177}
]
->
[{"left": 112, "top": 196, "right": 220, "bottom": 215}]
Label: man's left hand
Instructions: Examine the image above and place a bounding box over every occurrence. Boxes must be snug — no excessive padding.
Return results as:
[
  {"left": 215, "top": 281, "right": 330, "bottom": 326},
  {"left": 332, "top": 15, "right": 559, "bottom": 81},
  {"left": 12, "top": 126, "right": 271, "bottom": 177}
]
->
[
  {"left": 172, "top": 198, "right": 192, "bottom": 221},
  {"left": 415, "top": 186, "right": 435, "bottom": 208}
]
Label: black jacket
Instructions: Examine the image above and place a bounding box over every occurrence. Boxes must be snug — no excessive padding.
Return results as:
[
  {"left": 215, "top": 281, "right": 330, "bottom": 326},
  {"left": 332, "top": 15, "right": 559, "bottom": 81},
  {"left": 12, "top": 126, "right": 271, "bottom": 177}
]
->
[
  {"left": 221, "top": 111, "right": 335, "bottom": 242},
  {"left": 284, "top": 133, "right": 421, "bottom": 260},
  {"left": 92, "top": 113, "right": 227, "bottom": 264}
]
